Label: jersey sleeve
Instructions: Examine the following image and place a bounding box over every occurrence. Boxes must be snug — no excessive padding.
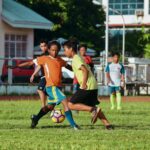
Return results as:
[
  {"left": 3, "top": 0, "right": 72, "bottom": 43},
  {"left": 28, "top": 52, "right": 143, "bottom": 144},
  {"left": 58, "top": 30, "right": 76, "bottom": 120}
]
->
[
  {"left": 33, "top": 59, "right": 38, "bottom": 65},
  {"left": 120, "top": 64, "right": 125, "bottom": 74},
  {"left": 105, "top": 64, "right": 110, "bottom": 72},
  {"left": 37, "top": 56, "right": 46, "bottom": 66},
  {"left": 75, "top": 56, "right": 84, "bottom": 70}
]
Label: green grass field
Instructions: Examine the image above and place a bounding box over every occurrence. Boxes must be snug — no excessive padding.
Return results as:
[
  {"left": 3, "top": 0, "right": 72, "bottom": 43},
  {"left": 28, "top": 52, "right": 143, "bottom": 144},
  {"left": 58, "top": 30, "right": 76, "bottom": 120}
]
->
[{"left": 0, "top": 100, "right": 150, "bottom": 150}]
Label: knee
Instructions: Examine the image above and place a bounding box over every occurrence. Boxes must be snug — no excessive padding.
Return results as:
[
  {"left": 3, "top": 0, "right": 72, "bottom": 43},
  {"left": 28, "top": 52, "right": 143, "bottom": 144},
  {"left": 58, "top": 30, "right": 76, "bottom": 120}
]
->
[{"left": 47, "top": 104, "right": 55, "bottom": 111}]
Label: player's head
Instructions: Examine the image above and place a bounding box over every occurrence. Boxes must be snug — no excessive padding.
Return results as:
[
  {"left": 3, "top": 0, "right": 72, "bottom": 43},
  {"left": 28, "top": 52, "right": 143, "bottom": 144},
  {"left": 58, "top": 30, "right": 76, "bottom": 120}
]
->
[
  {"left": 63, "top": 40, "right": 78, "bottom": 58},
  {"left": 40, "top": 39, "right": 48, "bottom": 53},
  {"left": 112, "top": 52, "right": 120, "bottom": 63},
  {"left": 48, "top": 40, "right": 61, "bottom": 58},
  {"left": 78, "top": 44, "right": 87, "bottom": 56}
]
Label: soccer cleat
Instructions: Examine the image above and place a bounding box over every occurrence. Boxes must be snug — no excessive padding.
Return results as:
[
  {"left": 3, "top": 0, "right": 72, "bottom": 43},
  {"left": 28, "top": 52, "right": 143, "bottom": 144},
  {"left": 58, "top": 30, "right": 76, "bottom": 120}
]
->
[
  {"left": 73, "top": 124, "right": 80, "bottom": 130},
  {"left": 117, "top": 107, "right": 122, "bottom": 110},
  {"left": 106, "top": 125, "right": 114, "bottom": 130},
  {"left": 91, "top": 107, "right": 101, "bottom": 124},
  {"left": 110, "top": 106, "right": 115, "bottom": 110},
  {"left": 30, "top": 115, "right": 38, "bottom": 128}
]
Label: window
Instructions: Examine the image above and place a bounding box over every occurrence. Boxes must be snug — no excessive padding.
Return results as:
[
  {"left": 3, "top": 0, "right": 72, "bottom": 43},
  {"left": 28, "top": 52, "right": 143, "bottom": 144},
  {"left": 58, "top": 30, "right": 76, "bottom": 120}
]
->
[
  {"left": 109, "top": 0, "right": 144, "bottom": 15},
  {"left": 5, "top": 34, "right": 27, "bottom": 58}
]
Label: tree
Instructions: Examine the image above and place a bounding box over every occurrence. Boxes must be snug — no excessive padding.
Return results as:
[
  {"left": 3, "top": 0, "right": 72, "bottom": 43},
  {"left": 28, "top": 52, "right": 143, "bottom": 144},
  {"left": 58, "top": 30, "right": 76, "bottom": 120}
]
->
[
  {"left": 139, "top": 28, "right": 150, "bottom": 58},
  {"left": 109, "top": 30, "right": 145, "bottom": 57},
  {"left": 16, "top": 0, "right": 105, "bottom": 53}
]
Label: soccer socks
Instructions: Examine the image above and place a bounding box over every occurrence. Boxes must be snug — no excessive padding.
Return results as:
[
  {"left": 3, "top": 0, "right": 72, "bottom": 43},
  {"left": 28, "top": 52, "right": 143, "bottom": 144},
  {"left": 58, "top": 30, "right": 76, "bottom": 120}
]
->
[
  {"left": 65, "top": 110, "right": 77, "bottom": 127},
  {"left": 36, "top": 105, "right": 54, "bottom": 121},
  {"left": 110, "top": 94, "right": 115, "bottom": 110},
  {"left": 116, "top": 92, "right": 122, "bottom": 110}
]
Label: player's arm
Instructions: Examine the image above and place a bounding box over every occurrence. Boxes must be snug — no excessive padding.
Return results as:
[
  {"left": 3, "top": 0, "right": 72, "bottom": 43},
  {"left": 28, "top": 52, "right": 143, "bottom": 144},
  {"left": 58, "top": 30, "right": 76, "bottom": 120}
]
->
[
  {"left": 106, "top": 72, "right": 111, "bottom": 84},
  {"left": 30, "top": 65, "right": 41, "bottom": 83},
  {"left": 120, "top": 65, "right": 125, "bottom": 87},
  {"left": 105, "top": 64, "right": 111, "bottom": 85},
  {"left": 7, "top": 61, "right": 34, "bottom": 69},
  {"left": 79, "top": 65, "right": 89, "bottom": 90}
]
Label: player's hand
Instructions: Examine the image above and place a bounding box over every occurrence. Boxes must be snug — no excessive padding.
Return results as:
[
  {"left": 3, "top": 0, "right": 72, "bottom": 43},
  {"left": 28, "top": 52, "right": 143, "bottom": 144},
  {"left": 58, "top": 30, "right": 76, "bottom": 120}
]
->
[
  {"left": 80, "top": 84, "right": 87, "bottom": 90},
  {"left": 30, "top": 75, "right": 35, "bottom": 83},
  {"left": 7, "top": 65, "right": 17, "bottom": 69}
]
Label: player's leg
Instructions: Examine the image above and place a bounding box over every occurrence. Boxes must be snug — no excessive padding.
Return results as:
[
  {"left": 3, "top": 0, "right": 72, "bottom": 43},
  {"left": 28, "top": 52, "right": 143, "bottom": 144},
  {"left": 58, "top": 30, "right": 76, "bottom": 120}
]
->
[
  {"left": 37, "top": 90, "right": 46, "bottom": 107},
  {"left": 116, "top": 87, "right": 122, "bottom": 110},
  {"left": 37, "top": 77, "right": 47, "bottom": 107},
  {"left": 31, "top": 85, "right": 55, "bottom": 128},
  {"left": 31, "top": 104, "right": 55, "bottom": 128},
  {"left": 109, "top": 86, "right": 116, "bottom": 110},
  {"left": 69, "top": 89, "right": 101, "bottom": 124},
  {"left": 55, "top": 87, "right": 78, "bottom": 129}
]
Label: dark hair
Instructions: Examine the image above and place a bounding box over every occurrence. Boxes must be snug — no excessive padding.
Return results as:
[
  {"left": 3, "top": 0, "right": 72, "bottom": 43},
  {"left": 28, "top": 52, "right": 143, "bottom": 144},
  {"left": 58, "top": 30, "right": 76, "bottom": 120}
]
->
[
  {"left": 78, "top": 44, "right": 87, "bottom": 51},
  {"left": 48, "top": 40, "right": 61, "bottom": 51},
  {"left": 62, "top": 40, "right": 78, "bottom": 53},
  {"left": 112, "top": 52, "right": 120, "bottom": 57},
  {"left": 40, "top": 39, "right": 48, "bottom": 45}
]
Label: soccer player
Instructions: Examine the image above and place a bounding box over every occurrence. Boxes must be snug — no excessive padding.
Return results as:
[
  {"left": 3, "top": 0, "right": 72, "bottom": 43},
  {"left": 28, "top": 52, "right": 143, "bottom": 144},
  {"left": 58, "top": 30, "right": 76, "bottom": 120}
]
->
[
  {"left": 30, "top": 41, "right": 79, "bottom": 130},
  {"left": 105, "top": 52, "right": 125, "bottom": 110},
  {"left": 73, "top": 44, "right": 94, "bottom": 93},
  {"left": 8, "top": 39, "right": 49, "bottom": 107},
  {"left": 63, "top": 40, "right": 113, "bottom": 130}
]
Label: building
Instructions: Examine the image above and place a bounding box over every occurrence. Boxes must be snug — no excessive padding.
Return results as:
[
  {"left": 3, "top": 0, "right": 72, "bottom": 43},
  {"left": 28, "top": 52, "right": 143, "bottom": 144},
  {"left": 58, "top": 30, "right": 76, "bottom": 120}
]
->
[
  {"left": 102, "top": 0, "right": 150, "bottom": 28},
  {"left": 0, "top": 0, "right": 53, "bottom": 75}
]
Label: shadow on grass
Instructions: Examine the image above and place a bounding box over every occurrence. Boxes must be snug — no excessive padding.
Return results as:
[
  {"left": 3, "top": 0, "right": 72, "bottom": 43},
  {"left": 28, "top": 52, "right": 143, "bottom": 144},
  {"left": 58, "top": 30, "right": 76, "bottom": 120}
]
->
[
  {"left": 1, "top": 124, "right": 150, "bottom": 130},
  {"left": 114, "top": 124, "right": 150, "bottom": 130}
]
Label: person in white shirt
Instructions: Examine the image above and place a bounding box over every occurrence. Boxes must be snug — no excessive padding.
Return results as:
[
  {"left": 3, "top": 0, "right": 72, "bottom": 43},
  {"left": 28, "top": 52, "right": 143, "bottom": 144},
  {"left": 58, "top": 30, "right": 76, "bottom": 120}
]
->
[{"left": 105, "top": 52, "right": 125, "bottom": 110}]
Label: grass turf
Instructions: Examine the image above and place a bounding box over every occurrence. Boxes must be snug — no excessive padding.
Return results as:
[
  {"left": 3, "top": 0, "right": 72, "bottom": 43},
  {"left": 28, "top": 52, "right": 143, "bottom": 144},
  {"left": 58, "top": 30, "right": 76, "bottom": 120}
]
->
[{"left": 0, "top": 100, "right": 150, "bottom": 150}]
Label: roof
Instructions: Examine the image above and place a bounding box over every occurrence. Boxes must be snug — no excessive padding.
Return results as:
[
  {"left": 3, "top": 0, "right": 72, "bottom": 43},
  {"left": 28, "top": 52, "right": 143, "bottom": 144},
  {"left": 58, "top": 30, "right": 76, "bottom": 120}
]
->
[{"left": 2, "top": 0, "right": 53, "bottom": 29}]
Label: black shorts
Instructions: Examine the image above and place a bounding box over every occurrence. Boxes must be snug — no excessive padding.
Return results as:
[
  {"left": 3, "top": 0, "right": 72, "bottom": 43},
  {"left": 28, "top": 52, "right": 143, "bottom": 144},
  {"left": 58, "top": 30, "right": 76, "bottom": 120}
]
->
[
  {"left": 37, "top": 77, "right": 47, "bottom": 94},
  {"left": 70, "top": 89, "right": 99, "bottom": 107}
]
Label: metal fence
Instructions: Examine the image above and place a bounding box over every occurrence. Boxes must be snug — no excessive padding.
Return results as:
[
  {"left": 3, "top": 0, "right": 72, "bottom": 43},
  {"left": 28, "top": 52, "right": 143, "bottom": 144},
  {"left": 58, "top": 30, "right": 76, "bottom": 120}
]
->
[{"left": 0, "top": 57, "right": 150, "bottom": 95}]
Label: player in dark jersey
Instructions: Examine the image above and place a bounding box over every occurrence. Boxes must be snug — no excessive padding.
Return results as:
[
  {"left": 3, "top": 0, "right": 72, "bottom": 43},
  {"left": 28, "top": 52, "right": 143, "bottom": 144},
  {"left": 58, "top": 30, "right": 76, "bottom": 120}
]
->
[{"left": 8, "top": 39, "right": 48, "bottom": 107}]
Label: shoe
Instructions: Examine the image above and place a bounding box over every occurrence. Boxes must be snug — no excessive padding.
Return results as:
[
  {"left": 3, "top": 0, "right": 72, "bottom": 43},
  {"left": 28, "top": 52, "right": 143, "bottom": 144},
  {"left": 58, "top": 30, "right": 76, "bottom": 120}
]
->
[
  {"left": 117, "top": 107, "right": 122, "bottom": 110},
  {"left": 73, "top": 124, "right": 80, "bottom": 130},
  {"left": 106, "top": 125, "right": 114, "bottom": 130},
  {"left": 91, "top": 107, "right": 101, "bottom": 124},
  {"left": 111, "top": 106, "right": 115, "bottom": 110},
  {"left": 31, "top": 115, "right": 38, "bottom": 128}
]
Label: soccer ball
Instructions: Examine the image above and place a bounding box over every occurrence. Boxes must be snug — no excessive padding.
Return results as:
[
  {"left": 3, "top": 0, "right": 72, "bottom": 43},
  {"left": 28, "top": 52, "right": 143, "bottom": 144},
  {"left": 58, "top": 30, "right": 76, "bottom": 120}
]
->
[{"left": 50, "top": 108, "right": 65, "bottom": 123}]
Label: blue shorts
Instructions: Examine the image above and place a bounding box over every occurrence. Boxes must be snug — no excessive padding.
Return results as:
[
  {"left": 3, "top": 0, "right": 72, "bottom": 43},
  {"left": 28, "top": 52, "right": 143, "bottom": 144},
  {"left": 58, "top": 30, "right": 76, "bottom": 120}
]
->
[
  {"left": 46, "top": 86, "right": 66, "bottom": 105},
  {"left": 109, "top": 86, "right": 121, "bottom": 94}
]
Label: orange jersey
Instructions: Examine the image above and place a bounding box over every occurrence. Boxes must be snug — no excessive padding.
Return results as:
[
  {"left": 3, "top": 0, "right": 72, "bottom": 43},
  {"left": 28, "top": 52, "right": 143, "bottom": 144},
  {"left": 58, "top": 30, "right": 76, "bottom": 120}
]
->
[{"left": 37, "top": 56, "right": 66, "bottom": 87}]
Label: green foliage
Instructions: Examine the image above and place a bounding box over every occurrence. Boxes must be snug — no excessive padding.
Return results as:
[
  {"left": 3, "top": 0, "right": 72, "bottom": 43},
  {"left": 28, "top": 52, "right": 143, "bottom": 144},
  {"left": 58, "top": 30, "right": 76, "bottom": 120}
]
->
[
  {"left": 1, "top": 100, "right": 150, "bottom": 149},
  {"left": 109, "top": 30, "right": 145, "bottom": 57},
  {"left": 140, "top": 28, "right": 150, "bottom": 58},
  {"left": 16, "top": 0, "right": 105, "bottom": 52}
]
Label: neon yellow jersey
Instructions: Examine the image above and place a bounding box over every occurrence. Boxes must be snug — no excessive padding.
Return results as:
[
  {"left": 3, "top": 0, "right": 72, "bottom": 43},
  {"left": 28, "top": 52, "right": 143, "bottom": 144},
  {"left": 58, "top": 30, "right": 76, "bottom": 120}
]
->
[{"left": 72, "top": 55, "right": 97, "bottom": 90}]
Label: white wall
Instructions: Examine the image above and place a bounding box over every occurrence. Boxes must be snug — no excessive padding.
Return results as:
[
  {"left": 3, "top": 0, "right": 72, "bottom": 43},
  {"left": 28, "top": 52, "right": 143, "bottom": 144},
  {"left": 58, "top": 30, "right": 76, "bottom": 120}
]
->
[
  {"left": 0, "top": 20, "right": 34, "bottom": 75},
  {"left": 102, "top": 0, "right": 150, "bottom": 26}
]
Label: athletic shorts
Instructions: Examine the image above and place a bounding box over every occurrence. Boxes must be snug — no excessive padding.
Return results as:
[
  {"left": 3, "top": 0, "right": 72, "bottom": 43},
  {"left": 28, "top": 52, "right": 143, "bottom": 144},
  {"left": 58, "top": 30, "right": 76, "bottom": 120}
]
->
[
  {"left": 70, "top": 89, "right": 99, "bottom": 107},
  {"left": 109, "top": 86, "right": 121, "bottom": 94},
  {"left": 37, "top": 77, "right": 46, "bottom": 91},
  {"left": 46, "top": 86, "right": 66, "bottom": 105}
]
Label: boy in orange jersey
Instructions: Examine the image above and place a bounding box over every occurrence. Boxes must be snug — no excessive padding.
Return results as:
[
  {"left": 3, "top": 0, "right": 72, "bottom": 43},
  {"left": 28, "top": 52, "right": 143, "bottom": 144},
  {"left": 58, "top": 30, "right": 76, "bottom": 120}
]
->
[{"left": 30, "top": 41, "right": 79, "bottom": 130}]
